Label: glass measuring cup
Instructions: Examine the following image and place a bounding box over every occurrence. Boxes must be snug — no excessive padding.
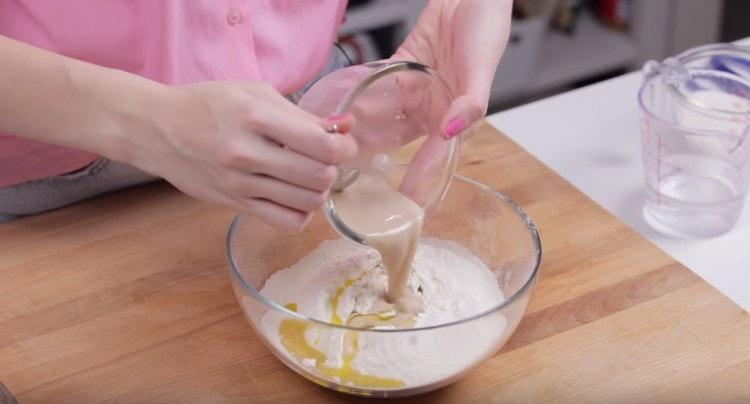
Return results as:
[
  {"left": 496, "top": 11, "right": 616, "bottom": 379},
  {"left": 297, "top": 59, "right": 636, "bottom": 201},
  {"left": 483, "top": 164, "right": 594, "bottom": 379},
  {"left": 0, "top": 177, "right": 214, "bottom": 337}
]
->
[
  {"left": 638, "top": 46, "right": 750, "bottom": 238},
  {"left": 676, "top": 43, "right": 750, "bottom": 79},
  {"left": 297, "top": 61, "right": 459, "bottom": 244}
]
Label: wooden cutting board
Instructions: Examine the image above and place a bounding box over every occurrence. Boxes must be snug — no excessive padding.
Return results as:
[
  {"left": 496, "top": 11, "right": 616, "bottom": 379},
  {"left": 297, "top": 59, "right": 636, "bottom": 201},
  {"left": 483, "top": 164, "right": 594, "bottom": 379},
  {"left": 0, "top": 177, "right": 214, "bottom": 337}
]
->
[{"left": 0, "top": 123, "right": 748, "bottom": 403}]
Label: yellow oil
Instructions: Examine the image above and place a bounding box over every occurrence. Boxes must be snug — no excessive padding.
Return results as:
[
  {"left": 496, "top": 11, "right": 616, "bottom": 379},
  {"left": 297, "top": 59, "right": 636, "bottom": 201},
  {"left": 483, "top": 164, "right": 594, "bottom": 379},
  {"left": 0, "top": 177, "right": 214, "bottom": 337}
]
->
[
  {"left": 329, "top": 273, "right": 364, "bottom": 325},
  {"left": 279, "top": 297, "right": 404, "bottom": 389}
]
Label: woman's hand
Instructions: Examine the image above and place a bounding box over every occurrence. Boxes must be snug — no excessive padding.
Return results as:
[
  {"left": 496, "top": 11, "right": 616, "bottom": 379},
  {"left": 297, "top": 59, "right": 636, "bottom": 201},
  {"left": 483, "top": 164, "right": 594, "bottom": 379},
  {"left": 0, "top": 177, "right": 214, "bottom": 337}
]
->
[
  {"left": 393, "top": 0, "right": 512, "bottom": 204},
  {"left": 395, "top": 0, "right": 512, "bottom": 138},
  {"left": 135, "top": 81, "right": 358, "bottom": 231},
  {"left": 0, "top": 35, "right": 357, "bottom": 230}
]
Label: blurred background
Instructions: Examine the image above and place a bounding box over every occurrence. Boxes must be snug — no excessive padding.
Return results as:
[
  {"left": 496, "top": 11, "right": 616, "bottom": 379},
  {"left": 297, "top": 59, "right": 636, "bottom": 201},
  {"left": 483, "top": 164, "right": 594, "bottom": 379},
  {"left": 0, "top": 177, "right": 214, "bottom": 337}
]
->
[{"left": 338, "top": 0, "right": 750, "bottom": 112}]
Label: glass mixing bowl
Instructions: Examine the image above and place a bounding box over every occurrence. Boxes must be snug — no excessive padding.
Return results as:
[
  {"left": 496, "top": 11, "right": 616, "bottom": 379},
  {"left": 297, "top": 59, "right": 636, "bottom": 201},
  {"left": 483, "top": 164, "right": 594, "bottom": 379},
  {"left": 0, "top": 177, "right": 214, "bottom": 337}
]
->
[
  {"left": 297, "top": 61, "right": 460, "bottom": 245},
  {"left": 227, "top": 175, "right": 541, "bottom": 397}
]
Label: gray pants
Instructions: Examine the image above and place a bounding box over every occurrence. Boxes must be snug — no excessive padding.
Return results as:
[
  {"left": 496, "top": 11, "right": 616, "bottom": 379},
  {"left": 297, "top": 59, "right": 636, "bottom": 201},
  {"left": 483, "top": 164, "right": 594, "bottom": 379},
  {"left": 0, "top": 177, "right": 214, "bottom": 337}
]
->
[
  {"left": 0, "top": 158, "right": 156, "bottom": 221},
  {"left": 0, "top": 45, "right": 352, "bottom": 222}
]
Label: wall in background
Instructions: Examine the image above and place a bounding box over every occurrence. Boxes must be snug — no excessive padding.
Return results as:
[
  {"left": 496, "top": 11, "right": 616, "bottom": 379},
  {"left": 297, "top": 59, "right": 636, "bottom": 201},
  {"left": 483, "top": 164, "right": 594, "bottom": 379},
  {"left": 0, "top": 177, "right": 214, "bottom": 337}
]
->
[{"left": 670, "top": 0, "right": 723, "bottom": 54}]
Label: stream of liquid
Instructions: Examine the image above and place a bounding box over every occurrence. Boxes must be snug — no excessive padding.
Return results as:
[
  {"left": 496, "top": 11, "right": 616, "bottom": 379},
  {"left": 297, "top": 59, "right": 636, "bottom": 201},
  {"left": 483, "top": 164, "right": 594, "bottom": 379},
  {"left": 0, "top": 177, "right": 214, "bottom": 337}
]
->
[
  {"left": 277, "top": 174, "right": 425, "bottom": 389},
  {"left": 330, "top": 174, "right": 425, "bottom": 312}
]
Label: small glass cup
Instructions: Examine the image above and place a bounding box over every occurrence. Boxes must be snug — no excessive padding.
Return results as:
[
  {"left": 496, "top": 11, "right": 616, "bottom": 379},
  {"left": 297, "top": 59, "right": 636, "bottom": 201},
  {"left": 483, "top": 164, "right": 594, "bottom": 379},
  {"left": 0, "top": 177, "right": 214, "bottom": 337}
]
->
[
  {"left": 297, "top": 61, "right": 459, "bottom": 244},
  {"left": 638, "top": 49, "right": 750, "bottom": 238}
]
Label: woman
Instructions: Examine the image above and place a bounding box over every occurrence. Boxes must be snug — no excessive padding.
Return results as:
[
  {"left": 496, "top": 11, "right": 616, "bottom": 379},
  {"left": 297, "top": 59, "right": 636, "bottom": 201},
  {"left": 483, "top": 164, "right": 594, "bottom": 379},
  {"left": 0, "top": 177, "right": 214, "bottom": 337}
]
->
[{"left": 0, "top": 0, "right": 511, "bottom": 230}]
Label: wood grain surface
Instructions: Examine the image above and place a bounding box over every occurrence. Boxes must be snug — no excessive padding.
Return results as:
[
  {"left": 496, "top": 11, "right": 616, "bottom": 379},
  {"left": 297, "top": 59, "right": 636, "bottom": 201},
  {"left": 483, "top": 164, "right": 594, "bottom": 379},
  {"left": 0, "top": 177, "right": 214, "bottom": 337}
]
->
[{"left": 1, "top": 123, "right": 748, "bottom": 403}]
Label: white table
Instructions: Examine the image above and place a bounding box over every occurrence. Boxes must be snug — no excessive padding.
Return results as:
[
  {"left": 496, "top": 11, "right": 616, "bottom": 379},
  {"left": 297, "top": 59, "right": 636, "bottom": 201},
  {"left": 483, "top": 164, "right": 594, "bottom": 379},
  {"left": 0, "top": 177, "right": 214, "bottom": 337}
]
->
[{"left": 487, "top": 44, "right": 750, "bottom": 312}]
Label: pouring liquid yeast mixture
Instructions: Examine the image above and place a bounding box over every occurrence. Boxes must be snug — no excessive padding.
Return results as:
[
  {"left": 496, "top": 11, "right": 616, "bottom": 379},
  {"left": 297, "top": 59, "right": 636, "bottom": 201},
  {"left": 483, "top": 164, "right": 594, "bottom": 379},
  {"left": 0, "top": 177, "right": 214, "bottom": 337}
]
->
[
  {"left": 273, "top": 174, "right": 426, "bottom": 389},
  {"left": 330, "top": 174, "right": 425, "bottom": 317}
]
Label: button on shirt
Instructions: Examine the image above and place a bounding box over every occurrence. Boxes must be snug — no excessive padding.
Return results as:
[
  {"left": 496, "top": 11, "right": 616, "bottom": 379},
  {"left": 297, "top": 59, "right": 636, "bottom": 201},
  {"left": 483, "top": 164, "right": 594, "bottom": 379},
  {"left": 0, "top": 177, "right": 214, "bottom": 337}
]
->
[
  {"left": 227, "top": 7, "right": 243, "bottom": 25},
  {"left": 0, "top": 0, "right": 347, "bottom": 187}
]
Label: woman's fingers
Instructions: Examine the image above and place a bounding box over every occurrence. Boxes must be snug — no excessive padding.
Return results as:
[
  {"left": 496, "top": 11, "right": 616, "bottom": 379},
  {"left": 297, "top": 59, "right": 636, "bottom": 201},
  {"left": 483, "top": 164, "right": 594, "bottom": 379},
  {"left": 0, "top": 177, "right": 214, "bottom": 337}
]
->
[
  {"left": 254, "top": 138, "right": 338, "bottom": 192},
  {"left": 237, "top": 197, "right": 312, "bottom": 232},
  {"left": 399, "top": 133, "right": 455, "bottom": 207},
  {"left": 440, "top": 94, "right": 486, "bottom": 139},
  {"left": 237, "top": 173, "right": 327, "bottom": 212},
  {"left": 250, "top": 100, "right": 359, "bottom": 165}
]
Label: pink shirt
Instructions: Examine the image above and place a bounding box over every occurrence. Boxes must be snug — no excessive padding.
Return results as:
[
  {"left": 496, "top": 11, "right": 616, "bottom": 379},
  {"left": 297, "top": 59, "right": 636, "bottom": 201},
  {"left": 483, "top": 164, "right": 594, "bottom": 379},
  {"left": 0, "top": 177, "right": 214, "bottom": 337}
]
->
[{"left": 0, "top": 0, "right": 346, "bottom": 187}]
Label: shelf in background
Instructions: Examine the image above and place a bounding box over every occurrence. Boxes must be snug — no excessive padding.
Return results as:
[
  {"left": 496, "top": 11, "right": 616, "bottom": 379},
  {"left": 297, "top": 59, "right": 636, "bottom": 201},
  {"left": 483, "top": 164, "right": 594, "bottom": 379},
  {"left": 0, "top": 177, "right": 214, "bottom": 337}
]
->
[
  {"left": 339, "top": 0, "right": 418, "bottom": 37},
  {"left": 526, "top": 12, "right": 639, "bottom": 93},
  {"left": 340, "top": 2, "right": 643, "bottom": 106}
]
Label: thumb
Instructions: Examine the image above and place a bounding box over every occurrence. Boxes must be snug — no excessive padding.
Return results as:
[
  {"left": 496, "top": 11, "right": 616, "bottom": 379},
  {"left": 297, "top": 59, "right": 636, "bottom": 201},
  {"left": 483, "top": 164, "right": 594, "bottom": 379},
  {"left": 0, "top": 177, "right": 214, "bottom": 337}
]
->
[{"left": 440, "top": 94, "right": 487, "bottom": 139}]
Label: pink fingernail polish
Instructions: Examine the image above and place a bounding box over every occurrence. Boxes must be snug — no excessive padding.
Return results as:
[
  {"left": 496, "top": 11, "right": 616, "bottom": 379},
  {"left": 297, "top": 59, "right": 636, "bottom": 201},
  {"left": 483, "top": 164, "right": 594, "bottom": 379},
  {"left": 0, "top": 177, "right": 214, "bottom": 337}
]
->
[
  {"left": 326, "top": 113, "right": 354, "bottom": 134},
  {"left": 444, "top": 117, "right": 465, "bottom": 139}
]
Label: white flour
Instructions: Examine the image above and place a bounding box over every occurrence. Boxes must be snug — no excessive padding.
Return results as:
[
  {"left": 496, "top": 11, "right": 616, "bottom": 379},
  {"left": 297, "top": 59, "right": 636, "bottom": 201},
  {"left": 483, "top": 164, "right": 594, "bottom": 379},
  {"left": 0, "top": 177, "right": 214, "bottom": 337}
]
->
[{"left": 254, "top": 238, "right": 507, "bottom": 389}]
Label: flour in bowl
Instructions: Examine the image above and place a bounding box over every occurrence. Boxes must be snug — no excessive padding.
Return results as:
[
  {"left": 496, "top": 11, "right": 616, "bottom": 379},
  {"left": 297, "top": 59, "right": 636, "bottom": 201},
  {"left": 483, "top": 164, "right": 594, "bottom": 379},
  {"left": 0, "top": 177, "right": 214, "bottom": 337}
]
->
[{"left": 255, "top": 238, "right": 507, "bottom": 389}]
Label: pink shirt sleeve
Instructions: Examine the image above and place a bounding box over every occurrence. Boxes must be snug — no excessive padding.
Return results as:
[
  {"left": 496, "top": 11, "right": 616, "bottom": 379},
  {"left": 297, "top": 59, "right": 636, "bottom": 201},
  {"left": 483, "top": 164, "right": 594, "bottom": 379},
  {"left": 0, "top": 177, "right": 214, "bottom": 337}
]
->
[{"left": 0, "top": 0, "right": 347, "bottom": 188}]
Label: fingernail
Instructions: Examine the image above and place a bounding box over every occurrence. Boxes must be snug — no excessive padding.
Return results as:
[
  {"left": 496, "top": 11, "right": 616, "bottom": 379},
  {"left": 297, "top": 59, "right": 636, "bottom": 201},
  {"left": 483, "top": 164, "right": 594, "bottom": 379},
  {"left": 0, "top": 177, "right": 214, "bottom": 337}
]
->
[{"left": 444, "top": 117, "right": 465, "bottom": 139}]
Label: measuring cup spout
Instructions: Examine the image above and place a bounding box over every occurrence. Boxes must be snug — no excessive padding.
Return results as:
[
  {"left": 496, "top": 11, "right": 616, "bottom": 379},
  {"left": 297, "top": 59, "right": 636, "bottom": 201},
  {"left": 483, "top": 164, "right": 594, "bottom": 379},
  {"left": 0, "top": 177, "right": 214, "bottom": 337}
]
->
[{"left": 642, "top": 57, "right": 691, "bottom": 84}]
